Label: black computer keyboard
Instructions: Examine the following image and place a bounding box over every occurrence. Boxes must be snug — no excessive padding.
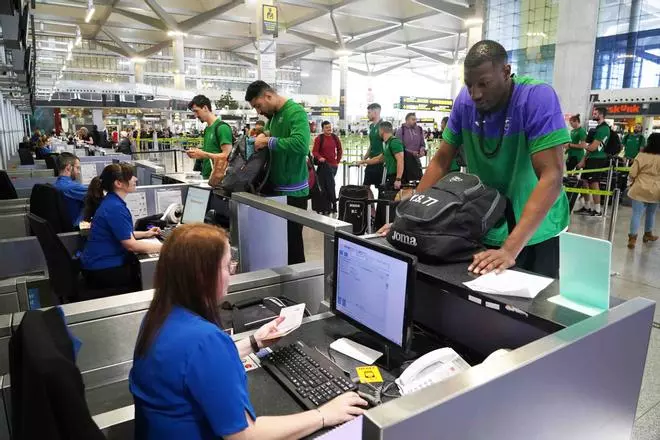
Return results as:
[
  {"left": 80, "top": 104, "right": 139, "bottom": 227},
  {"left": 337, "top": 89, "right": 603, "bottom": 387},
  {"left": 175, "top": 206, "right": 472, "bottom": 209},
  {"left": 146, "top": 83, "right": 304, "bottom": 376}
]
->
[
  {"left": 262, "top": 341, "right": 357, "bottom": 409},
  {"left": 159, "top": 228, "right": 174, "bottom": 241}
]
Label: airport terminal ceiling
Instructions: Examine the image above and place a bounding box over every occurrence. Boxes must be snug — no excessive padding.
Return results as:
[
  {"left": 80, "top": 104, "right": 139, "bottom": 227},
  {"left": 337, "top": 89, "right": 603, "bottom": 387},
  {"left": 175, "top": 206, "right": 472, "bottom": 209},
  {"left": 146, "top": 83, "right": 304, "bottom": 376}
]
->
[{"left": 31, "top": 0, "right": 474, "bottom": 100}]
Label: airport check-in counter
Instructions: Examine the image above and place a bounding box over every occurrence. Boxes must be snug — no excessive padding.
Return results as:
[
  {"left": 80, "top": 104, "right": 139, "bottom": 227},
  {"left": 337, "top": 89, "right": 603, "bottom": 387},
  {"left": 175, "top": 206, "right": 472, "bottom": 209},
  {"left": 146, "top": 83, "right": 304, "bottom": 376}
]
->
[{"left": 0, "top": 193, "right": 653, "bottom": 439}]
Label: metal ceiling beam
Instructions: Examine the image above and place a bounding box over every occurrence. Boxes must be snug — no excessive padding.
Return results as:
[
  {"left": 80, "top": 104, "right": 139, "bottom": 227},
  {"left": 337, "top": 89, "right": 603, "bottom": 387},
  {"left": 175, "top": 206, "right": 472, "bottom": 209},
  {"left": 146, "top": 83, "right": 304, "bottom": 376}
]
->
[
  {"left": 144, "top": 0, "right": 180, "bottom": 31},
  {"left": 112, "top": 8, "right": 168, "bottom": 31},
  {"left": 346, "top": 24, "right": 402, "bottom": 51},
  {"left": 138, "top": 40, "right": 171, "bottom": 57},
  {"left": 407, "top": 46, "right": 454, "bottom": 64},
  {"left": 329, "top": 12, "right": 345, "bottom": 49},
  {"left": 276, "top": 0, "right": 330, "bottom": 11},
  {"left": 411, "top": 0, "right": 473, "bottom": 20},
  {"left": 277, "top": 47, "right": 315, "bottom": 67},
  {"left": 333, "top": 10, "right": 401, "bottom": 25},
  {"left": 371, "top": 60, "right": 410, "bottom": 76},
  {"left": 406, "top": 33, "right": 455, "bottom": 47},
  {"left": 402, "top": 10, "right": 440, "bottom": 24},
  {"left": 102, "top": 29, "right": 138, "bottom": 57},
  {"left": 90, "top": 0, "right": 120, "bottom": 39},
  {"left": 285, "top": 0, "right": 362, "bottom": 29},
  {"left": 286, "top": 29, "right": 339, "bottom": 51},
  {"left": 178, "top": 0, "right": 244, "bottom": 32},
  {"left": 93, "top": 40, "right": 131, "bottom": 58},
  {"left": 233, "top": 53, "right": 258, "bottom": 66}
]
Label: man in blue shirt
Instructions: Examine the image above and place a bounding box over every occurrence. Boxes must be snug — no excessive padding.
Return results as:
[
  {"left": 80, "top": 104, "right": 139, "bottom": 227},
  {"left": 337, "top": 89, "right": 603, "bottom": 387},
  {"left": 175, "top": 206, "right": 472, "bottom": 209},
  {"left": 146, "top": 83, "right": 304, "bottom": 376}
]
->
[{"left": 54, "top": 152, "right": 87, "bottom": 227}]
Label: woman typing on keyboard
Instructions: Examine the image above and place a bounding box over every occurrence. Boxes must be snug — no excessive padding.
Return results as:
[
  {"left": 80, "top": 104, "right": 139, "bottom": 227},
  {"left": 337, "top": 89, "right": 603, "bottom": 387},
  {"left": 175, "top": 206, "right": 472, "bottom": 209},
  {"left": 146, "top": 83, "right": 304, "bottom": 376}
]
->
[
  {"left": 80, "top": 163, "right": 162, "bottom": 294},
  {"left": 129, "top": 224, "right": 367, "bottom": 440}
]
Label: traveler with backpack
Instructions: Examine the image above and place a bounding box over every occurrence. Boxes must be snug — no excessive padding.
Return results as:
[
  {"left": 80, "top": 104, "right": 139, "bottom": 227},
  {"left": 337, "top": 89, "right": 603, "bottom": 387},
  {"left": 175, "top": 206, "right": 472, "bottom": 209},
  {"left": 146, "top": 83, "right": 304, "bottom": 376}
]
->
[
  {"left": 380, "top": 40, "right": 570, "bottom": 278},
  {"left": 245, "top": 81, "right": 310, "bottom": 265},
  {"left": 396, "top": 112, "right": 426, "bottom": 174},
  {"left": 185, "top": 95, "right": 233, "bottom": 180},
  {"left": 576, "top": 106, "right": 618, "bottom": 217},
  {"left": 312, "top": 121, "right": 343, "bottom": 177}
]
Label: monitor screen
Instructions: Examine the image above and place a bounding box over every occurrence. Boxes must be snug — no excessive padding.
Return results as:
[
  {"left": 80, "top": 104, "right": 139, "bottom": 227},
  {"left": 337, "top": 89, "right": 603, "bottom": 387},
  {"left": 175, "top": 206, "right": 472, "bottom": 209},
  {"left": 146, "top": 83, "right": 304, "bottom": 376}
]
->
[
  {"left": 151, "top": 175, "right": 163, "bottom": 185},
  {"left": 182, "top": 187, "right": 211, "bottom": 224},
  {"left": 333, "top": 232, "right": 415, "bottom": 348}
]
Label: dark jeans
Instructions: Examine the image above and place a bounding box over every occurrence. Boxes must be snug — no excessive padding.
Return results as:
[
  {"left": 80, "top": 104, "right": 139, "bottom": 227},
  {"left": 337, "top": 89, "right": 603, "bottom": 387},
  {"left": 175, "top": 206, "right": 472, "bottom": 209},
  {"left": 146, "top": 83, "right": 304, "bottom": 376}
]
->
[
  {"left": 287, "top": 196, "right": 307, "bottom": 265},
  {"left": 82, "top": 263, "right": 140, "bottom": 297},
  {"left": 516, "top": 236, "right": 560, "bottom": 278},
  {"left": 374, "top": 175, "right": 399, "bottom": 231}
]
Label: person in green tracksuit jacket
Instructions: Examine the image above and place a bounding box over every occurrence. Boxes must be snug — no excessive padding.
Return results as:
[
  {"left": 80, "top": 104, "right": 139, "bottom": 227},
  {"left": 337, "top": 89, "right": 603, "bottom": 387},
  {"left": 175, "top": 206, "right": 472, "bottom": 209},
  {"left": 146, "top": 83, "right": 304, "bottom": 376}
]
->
[{"left": 245, "top": 80, "right": 310, "bottom": 265}]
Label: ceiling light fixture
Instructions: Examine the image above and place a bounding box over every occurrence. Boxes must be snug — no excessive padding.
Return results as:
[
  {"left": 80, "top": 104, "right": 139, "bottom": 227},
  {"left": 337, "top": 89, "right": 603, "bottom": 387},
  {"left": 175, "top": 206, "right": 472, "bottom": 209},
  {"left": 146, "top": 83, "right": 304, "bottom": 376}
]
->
[
  {"left": 131, "top": 57, "right": 147, "bottom": 63},
  {"left": 464, "top": 18, "right": 483, "bottom": 27},
  {"left": 336, "top": 49, "right": 352, "bottom": 57},
  {"left": 167, "top": 30, "right": 188, "bottom": 37},
  {"left": 85, "top": 0, "right": 95, "bottom": 23},
  {"left": 75, "top": 25, "right": 82, "bottom": 46}
]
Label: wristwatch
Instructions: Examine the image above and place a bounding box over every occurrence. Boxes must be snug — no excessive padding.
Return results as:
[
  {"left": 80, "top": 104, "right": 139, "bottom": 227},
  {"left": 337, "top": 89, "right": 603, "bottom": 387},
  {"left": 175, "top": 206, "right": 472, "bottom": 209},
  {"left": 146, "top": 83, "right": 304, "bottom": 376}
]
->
[{"left": 395, "top": 177, "right": 402, "bottom": 181}]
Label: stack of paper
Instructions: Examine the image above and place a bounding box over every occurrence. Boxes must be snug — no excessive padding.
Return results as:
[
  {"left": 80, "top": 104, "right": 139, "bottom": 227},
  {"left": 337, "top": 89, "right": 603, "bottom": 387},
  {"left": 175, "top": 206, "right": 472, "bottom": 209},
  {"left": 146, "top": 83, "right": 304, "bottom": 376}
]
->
[{"left": 463, "top": 270, "right": 553, "bottom": 299}]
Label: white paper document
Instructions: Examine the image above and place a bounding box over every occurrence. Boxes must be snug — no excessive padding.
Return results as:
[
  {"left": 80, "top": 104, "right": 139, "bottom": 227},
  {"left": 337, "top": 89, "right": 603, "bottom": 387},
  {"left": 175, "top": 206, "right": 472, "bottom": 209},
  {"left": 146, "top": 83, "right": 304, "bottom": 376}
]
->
[
  {"left": 262, "top": 303, "right": 306, "bottom": 339},
  {"left": 80, "top": 163, "right": 98, "bottom": 184},
  {"left": 156, "top": 190, "right": 182, "bottom": 214},
  {"left": 124, "top": 192, "right": 148, "bottom": 225},
  {"left": 329, "top": 337, "right": 383, "bottom": 365},
  {"left": 463, "top": 270, "right": 554, "bottom": 299}
]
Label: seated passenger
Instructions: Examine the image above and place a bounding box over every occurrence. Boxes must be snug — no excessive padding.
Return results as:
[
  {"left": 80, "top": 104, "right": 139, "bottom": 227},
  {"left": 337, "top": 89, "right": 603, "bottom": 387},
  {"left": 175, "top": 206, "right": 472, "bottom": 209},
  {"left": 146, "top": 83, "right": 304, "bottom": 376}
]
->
[
  {"left": 54, "top": 152, "right": 87, "bottom": 227},
  {"left": 81, "top": 163, "right": 162, "bottom": 293},
  {"left": 129, "top": 224, "right": 366, "bottom": 440}
]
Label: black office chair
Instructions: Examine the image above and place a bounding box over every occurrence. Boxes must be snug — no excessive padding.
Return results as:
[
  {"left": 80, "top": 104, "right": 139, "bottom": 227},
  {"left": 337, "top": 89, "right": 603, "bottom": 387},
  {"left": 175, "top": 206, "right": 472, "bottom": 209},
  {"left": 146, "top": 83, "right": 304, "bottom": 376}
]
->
[
  {"left": 18, "top": 148, "right": 35, "bottom": 165},
  {"left": 27, "top": 213, "right": 79, "bottom": 304},
  {"left": 0, "top": 170, "right": 18, "bottom": 200},
  {"left": 29, "top": 184, "right": 74, "bottom": 234},
  {"left": 44, "top": 153, "right": 60, "bottom": 176}
]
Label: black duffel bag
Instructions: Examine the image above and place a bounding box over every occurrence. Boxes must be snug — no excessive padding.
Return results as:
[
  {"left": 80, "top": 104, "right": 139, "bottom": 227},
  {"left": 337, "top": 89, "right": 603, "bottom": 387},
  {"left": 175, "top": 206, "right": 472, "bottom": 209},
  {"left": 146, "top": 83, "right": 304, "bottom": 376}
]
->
[{"left": 386, "top": 172, "right": 507, "bottom": 263}]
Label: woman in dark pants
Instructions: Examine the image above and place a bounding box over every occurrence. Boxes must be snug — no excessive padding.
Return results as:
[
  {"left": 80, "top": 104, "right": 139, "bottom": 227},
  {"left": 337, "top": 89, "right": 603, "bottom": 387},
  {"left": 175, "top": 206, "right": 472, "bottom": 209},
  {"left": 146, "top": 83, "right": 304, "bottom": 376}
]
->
[{"left": 81, "top": 163, "right": 162, "bottom": 293}]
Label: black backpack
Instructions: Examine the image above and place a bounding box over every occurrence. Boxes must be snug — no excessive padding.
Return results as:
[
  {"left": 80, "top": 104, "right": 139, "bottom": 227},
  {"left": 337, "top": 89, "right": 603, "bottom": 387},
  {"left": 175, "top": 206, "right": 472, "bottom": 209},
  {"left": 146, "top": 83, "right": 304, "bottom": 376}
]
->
[
  {"left": 602, "top": 124, "right": 622, "bottom": 157},
  {"left": 218, "top": 136, "right": 271, "bottom": 195},
  {"left": 338, "top": 185, "right": 370, "bottom": 235},
  {"left": 386, "top": 172, "right": 506, "bottom": 263}
]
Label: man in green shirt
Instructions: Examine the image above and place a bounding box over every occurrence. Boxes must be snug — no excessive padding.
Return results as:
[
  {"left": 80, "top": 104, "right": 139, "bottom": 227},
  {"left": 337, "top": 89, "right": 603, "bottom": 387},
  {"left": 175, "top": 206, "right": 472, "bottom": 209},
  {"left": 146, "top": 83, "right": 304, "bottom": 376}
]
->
[
  {"left": 359, "top": 121, "right": 404, "bottom": 190},
  {"left": 577, "top": 106, "right": 611, "bottom": 217},
  {"left": 382, "top": 40, "right": 570, "bottom": 278},
  {"left": 186, "top": 95, "right": 233, "bottom": 180},
  {"left": 565, "top": 114, "right": 586, "bottom": 171},
  {"left": 245, "top": 80, "right": 310, "bottom": 265},
  {"left": 362, "top": 103, "right": 385, "bottom": 187},
  {"left": 622, "top": 124, "right": 646, "bottom": 162}
]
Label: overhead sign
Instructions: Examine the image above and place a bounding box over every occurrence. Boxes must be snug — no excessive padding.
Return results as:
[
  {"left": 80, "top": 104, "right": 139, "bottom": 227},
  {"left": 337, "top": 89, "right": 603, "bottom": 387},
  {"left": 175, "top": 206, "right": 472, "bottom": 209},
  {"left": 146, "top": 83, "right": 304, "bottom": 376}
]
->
[
  {"left": 418, "top": 118, "right": 435, "bottom": 124},
  {"left": 307, "top": 106, "right": 340, "bottom": 117},
  {"left": 600, "top": 103, "right": 650, "bottom": 116},
  {"left": 262, "top": 5, "right": 278, "bottom": 35},
  {"left": 400, "top": 96, "right": 453, "bottom": 112}
]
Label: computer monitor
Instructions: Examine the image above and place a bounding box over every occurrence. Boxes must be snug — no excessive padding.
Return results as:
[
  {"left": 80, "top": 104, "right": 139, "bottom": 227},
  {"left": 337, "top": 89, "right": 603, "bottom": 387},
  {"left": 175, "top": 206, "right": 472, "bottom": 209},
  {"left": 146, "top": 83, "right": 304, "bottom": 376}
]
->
[
  {"left": 332, "top": 231, "right": 416, "bottom": 350},
  {"left": 181, "top": 186, "right": 211, "bottom": 224},
  {"left": 151, "top": 175, "right": 163, "bottom": 185}
]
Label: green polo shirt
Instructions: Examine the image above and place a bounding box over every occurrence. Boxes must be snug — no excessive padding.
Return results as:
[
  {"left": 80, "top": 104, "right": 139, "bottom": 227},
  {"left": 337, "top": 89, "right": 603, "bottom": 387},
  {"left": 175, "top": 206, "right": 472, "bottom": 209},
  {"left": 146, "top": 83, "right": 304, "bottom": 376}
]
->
[
  {"left": 202, "top": 119, "right": 233, "bottom": 179},
  {"left": 588, "top": 124, "right": 610, "bottom": 160},
  {"left": 568, "top": 127, "right": 587, "bottom": 161},
  {"left": 368, "top": 121, "right": 383, "bottom": 158},
  {"left": 383, "top": 136, "right": 404, "bottom": 175}
]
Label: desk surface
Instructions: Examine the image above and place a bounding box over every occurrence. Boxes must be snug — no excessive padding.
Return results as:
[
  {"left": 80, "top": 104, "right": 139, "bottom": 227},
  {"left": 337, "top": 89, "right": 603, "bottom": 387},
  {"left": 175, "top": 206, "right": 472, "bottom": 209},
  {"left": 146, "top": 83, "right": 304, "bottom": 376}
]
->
[{"left": 371, "top": 237, "right": 623, "bottom": 332}]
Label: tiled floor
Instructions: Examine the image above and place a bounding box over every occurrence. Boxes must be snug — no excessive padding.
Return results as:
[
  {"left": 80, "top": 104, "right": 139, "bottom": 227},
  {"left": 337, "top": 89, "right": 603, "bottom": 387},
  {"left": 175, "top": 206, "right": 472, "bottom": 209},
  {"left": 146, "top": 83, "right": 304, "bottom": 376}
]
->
[{"left": 301, "top": 202, "right": 660, "bottom": 438}]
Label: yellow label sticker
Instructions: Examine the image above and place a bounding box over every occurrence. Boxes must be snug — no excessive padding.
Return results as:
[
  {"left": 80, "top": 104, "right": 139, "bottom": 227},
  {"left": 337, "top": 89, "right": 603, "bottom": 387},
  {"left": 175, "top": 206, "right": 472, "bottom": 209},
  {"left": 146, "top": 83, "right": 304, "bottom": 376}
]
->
[{"left": 356, "top": 366, "right": 383, "bottom": 383}]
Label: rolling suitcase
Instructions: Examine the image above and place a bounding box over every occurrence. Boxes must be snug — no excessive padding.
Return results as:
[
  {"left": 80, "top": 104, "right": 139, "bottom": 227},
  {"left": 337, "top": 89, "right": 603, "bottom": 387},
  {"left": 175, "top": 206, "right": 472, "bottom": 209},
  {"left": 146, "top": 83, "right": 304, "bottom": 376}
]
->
[{"left": 338, "top": 185, "right": 370, "bottom": 235}]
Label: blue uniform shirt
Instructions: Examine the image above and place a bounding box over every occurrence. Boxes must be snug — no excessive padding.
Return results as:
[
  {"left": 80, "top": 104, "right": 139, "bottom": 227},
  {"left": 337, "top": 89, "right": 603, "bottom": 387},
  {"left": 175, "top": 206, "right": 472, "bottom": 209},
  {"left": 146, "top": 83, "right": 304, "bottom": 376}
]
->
[
  {"left": 81, "top": 192, "right": 133, "bottom": 270},
  {"left": 54, "top": 176, "right": 87, "bottom": 227},
  {"left": 130, "top": 306, "right": 256, "bottom": 440}
]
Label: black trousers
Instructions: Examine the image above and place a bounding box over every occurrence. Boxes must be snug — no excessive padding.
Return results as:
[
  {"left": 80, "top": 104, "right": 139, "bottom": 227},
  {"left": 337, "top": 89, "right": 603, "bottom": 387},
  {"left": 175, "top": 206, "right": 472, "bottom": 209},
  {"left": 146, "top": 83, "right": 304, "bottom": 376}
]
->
[
  {"left": 287, "top": 196, "right": 307, "bottom": 265},
  {"left": 516, "top": 236, "right": 559, "bottom": 278},
  {"left": 82, "top": 263, "right": 140, "bottom": 297}
]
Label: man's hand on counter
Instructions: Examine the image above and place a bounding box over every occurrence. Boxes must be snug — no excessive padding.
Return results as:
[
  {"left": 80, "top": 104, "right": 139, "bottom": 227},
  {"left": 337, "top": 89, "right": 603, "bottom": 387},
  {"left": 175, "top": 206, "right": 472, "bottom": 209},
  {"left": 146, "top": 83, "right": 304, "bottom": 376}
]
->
[
  {"left": 377, "top": 223, "right": 391, "bottom": 236},
  {"left": 469, "top": 248, "right": 516, "bottom": 275}
]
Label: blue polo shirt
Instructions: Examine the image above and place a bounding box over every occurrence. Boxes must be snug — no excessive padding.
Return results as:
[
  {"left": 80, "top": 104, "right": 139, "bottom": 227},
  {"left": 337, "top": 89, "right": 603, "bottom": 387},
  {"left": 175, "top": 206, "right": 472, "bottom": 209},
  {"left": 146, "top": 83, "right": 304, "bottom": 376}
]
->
[
  {"left": 130, "top": 306, "right": 256, "bottom": 440},
  {"left": 54, "top": 176, "right": 87, "bottom": 227},
  {"left": 81, "top": 192, "right": 133, "bottom": 270}
]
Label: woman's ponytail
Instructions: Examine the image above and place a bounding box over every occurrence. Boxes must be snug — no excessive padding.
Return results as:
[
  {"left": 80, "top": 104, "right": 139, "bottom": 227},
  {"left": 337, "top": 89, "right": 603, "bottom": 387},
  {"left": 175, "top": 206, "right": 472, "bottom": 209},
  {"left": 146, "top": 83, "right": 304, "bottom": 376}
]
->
[{"left": 83, "top": 176, "right": 104, "bottom": 221}]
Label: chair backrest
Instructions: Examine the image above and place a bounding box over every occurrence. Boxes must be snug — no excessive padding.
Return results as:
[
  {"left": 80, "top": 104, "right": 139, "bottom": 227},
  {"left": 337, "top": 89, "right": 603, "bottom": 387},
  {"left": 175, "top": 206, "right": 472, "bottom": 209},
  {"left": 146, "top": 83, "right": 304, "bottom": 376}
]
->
[
  {"left": 44, "top": 154, "right": 59, "bottom": 175},
  {"left": 27, "top": 213, "right": 79, "bottom": 303},
  {"left": 29, "top": 183, "right": 74, "bottom": 233},
  {"left": 18, "top": 149, "right": 34, "bottom": 165},
  {"left": 0, "top": 171, "right": 18, "bottom": 200}
]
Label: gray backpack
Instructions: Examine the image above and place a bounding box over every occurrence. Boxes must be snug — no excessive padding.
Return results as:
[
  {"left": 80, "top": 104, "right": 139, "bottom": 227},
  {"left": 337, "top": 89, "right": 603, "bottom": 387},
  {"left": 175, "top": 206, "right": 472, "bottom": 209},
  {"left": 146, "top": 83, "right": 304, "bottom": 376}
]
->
[{"left": 386, "top": 172, "right": 508, "bottom": 263}]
